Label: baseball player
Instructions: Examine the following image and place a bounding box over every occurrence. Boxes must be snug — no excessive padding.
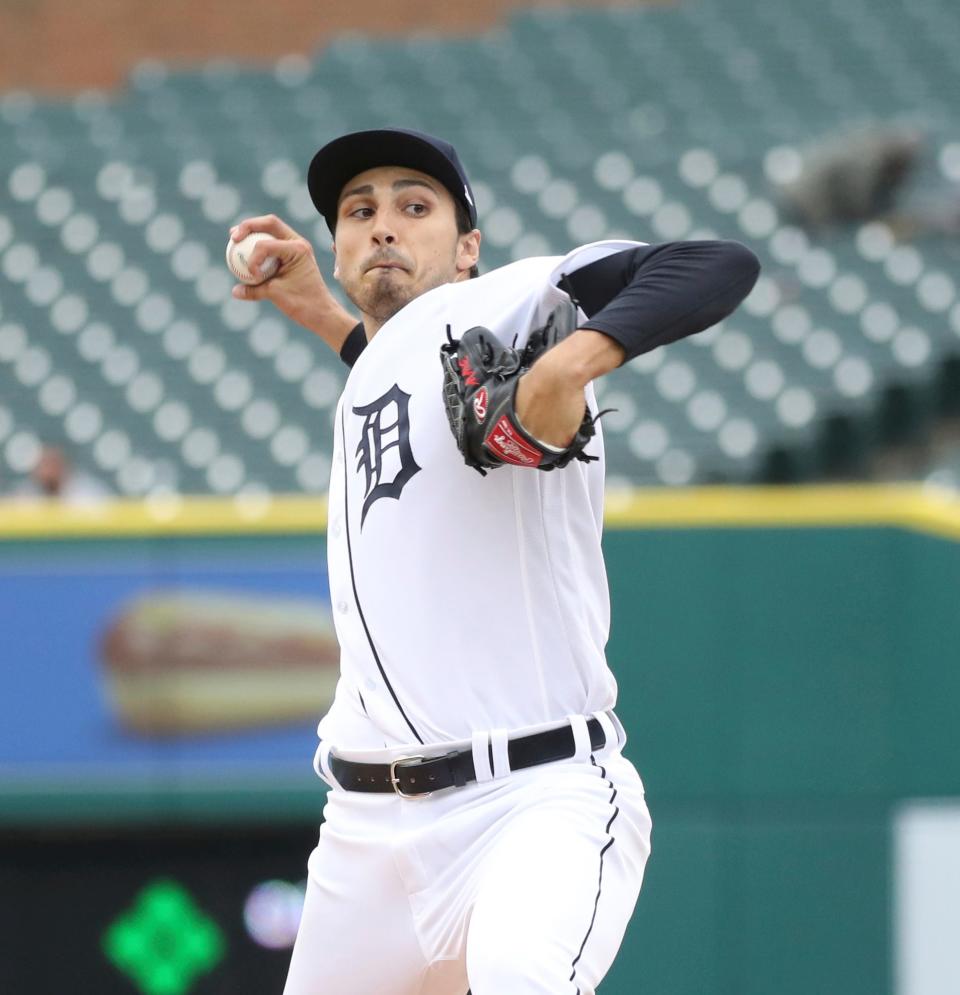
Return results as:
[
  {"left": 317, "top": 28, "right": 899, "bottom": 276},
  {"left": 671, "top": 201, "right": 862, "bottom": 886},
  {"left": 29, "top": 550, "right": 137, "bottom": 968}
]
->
[{"left": 229, "top": 128, "right": 759, "bottom": 995}]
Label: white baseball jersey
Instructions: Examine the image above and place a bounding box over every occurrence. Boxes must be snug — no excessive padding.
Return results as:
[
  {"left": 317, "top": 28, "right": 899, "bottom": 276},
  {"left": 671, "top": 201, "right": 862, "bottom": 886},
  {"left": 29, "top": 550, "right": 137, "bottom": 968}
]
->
[{"left": 317, "top": 240, "right": 643, "bottom": 750}]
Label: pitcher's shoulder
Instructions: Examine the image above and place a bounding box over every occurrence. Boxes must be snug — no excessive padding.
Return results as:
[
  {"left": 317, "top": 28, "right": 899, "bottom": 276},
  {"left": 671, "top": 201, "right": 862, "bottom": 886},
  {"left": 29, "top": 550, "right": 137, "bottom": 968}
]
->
[{"left": 448, "top": 255, "right": 564, "bottom": 303}]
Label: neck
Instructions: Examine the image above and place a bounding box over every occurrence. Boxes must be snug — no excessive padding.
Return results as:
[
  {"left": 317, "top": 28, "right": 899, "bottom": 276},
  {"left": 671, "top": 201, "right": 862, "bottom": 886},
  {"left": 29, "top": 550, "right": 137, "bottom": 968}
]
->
[
  {"left": 362, "top": 315, "right": 386, "bottom": 340},
  {"left": 360, "top": 268, "right": 471, "bottom": 340}
]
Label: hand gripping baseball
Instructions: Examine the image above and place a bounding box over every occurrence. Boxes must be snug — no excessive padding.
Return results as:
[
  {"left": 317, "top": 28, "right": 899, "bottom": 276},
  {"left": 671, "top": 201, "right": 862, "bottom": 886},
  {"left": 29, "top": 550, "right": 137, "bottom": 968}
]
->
[
  {"left": 227, "top": 215, "right": 358, "bottom": 353},
  {"left": 440, "top": 301, "right": 602, "bottom": 475}
]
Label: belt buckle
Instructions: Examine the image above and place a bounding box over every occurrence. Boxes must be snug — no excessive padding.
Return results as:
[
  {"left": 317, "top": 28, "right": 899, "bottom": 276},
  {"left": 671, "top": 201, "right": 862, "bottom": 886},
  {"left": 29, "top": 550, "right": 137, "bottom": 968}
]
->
[{"left": 389, "top": 756, "right": 431, "bottom": 799}]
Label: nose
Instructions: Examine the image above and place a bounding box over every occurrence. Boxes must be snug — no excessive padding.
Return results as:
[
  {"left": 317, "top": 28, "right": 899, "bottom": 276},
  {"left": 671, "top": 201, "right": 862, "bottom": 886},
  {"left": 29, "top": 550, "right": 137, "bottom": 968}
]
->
[{"left": 371, "top": 221, "right": 396, "bottom": 246}]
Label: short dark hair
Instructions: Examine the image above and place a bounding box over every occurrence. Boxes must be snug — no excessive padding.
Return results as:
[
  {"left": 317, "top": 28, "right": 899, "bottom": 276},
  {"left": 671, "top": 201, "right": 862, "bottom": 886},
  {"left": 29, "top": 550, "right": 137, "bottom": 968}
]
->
[{"left": 454, "top": 200, "right": 480, "bottom": 279}]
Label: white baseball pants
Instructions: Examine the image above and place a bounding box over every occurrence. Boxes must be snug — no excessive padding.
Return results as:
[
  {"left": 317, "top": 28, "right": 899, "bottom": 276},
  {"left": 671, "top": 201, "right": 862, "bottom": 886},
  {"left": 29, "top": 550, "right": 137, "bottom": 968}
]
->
[{"left": 282, "top": 750, "right": 652, "bottom": 995}]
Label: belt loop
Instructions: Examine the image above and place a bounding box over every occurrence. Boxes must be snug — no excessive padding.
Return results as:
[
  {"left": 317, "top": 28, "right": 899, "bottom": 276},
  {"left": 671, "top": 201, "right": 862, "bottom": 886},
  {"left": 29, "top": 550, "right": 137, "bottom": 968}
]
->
[
  {"left": 314, "top": 741, "right": 341, "bottom": 788},
  {"left": 471, "top": 731, "right": 494, "bottom": 783},
  {"left": 567, "top": 714, "right": 592, "bottom": 762},
  {"left": 591, "top": 710, "right": 618, "bottom": 756},
  {"left": 490, "top": 729, "right": 510, "bottom": 779}
]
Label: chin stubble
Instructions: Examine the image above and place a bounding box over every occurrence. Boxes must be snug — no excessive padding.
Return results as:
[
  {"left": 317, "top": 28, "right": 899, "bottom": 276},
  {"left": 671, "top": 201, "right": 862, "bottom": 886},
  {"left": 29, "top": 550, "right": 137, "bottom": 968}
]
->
[
  {"left": 354, "top": 269, "right": 452, "bottom": 323},
  {"left": 348, "top": 280, "right": 413, "bottom": 324}
]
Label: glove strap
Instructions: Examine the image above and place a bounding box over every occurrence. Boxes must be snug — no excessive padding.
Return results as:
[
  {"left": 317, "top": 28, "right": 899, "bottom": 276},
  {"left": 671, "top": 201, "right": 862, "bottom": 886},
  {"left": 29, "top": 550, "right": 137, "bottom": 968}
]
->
[{"left": 514, "top": 412, "right": 567, "bottom": 455}]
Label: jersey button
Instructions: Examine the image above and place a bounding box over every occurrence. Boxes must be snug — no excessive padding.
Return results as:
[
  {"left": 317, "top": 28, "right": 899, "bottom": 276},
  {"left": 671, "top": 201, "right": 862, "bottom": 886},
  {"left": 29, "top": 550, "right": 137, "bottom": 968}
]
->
[
  {"left": 330, "top": 518, "right": 342, "bottom": 538},
  {"left": 336, "top": 600, "right": 349, "bottom": 615}
]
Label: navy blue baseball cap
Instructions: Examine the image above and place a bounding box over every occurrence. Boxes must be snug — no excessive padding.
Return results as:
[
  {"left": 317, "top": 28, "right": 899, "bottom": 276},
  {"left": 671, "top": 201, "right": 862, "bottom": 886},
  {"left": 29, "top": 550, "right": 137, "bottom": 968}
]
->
[{"left": 308, "top": 127, "right": 478, "bottom": 234}]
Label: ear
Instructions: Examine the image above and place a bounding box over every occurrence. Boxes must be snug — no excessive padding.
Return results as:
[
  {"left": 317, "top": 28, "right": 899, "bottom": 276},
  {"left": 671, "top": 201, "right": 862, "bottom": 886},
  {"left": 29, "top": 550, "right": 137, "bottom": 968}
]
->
[
  {"left": 455, "top": 228, "right": 481, "bottom": 276},
  {"left": 332, "top": 244, "right": 340, "bottom": 281}
]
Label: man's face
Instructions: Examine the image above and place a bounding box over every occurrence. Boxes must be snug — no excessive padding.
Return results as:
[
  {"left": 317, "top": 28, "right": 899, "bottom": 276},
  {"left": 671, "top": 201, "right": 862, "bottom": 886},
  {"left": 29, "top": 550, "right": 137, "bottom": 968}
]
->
[{"left": 332, "top": 166, "right": 479, "bottom": 326}]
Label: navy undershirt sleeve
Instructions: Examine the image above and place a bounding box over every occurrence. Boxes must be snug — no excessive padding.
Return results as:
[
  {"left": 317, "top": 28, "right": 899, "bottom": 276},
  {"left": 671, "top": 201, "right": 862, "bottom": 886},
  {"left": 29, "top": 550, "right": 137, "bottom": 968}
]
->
[
  {"left": 339, "top": 240, "right": 761, "bottom": 368},
  {"left": 339, "top": 322, "right": 367, "bottom": 368},
  {"left": 564, "top": 240, "right": 761, "bottom": 363}
]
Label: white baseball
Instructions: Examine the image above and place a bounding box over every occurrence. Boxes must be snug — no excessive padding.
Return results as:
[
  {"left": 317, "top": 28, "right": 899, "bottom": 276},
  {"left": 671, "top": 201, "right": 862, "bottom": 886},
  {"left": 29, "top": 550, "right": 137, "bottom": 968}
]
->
[{"left": 226, "top": 232, "right": 279, "bottom": 285}]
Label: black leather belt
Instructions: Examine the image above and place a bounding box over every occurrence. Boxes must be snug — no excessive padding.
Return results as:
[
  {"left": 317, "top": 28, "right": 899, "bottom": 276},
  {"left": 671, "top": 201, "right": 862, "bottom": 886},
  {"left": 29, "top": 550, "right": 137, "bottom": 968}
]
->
[{"left": 328, "top": 717, "right": 607, "bottom": 797}]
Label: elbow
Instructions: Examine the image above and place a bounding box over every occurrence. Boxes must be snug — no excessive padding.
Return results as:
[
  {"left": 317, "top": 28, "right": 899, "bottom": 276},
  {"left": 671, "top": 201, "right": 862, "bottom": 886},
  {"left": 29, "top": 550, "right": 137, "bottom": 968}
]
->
[
  {"left": 719, "top": 239, "right": 762, "bottom": 286},
  {"left": 666, "top": 237, "right": 762, "bottom": 293},
  {"left": 696, "top": 240, "right": 763, "bottom": 328}
]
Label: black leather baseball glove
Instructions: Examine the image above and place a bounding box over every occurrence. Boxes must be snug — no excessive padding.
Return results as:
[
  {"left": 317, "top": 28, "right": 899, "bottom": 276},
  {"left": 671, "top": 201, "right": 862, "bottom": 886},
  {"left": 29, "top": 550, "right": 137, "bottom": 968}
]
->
[{"left": 439, "top": 300, "right": 602, "bottom": 475}]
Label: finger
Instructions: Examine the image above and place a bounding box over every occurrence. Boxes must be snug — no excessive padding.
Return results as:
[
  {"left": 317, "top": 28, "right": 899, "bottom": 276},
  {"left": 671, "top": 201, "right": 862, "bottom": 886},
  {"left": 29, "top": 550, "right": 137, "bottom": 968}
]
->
[
  {"left": 231, "top": 282, "right": 273, "bottom": 302},
  {"left": 229, "top": 214, "right": 300, "bottom": 243},
  {"left": 230, "top": 215, "right": 298, "bottom": 242},
  {"left": 246, "top": 236, "right": 311, "bottom": 278}
]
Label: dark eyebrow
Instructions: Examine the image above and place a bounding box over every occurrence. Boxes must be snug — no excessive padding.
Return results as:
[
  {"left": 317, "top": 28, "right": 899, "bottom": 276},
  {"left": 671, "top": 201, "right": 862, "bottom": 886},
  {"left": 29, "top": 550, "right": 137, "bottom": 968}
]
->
[
  {"left": 340, "top": 182, "right": 373, "bottom": 200},
  {"left": 392, "top": 178, "right": 438, "bottom": 195},
  {"left": 339, "top": 177, "right": 439, "bottom": 204}
]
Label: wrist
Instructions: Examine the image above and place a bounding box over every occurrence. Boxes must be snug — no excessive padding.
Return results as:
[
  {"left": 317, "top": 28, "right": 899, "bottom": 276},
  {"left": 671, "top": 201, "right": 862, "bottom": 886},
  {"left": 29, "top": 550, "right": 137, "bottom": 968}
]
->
[
  {"left": 301, "top": 301, "right": 358, "bottom": 344},
  {"left": 535, "top": 329, "right": 625, "bottom": 389}
]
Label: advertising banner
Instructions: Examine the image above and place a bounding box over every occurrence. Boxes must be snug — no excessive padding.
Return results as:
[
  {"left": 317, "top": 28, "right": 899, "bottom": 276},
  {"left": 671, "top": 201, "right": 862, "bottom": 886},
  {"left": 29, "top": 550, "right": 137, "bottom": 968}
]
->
[{"left": 0, "top": 502, "right": 335, "bottom": 820}]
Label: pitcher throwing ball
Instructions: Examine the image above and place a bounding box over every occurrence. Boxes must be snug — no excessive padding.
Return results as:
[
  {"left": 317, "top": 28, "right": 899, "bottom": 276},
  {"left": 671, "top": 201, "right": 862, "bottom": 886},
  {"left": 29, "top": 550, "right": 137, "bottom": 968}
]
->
[{"left": 230, "top": 127, "right": 760, "bottom": 994}]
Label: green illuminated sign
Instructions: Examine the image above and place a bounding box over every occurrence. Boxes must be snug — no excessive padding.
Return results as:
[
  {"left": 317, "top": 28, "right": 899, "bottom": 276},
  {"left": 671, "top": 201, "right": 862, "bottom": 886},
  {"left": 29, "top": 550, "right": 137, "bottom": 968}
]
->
[{"left": 103, "top": 879, "right": 226, "bottom": 995}]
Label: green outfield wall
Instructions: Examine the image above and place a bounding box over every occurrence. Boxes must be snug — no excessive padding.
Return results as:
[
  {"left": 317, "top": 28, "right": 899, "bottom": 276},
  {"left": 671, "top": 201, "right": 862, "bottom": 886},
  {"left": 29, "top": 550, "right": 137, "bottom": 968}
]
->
[
  {"left": 604, "top": 526, "right": 959, "bottom": 995},
  {"left": 3, "top": 485, "right": 959, "bottom": 995}
]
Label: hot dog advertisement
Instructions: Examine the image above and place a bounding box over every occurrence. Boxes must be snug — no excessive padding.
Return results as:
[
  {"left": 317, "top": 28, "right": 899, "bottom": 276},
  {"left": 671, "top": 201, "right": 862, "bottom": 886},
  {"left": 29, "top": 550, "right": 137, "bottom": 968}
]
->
[
  {"left": 0, "top": 531, "right": 337, "bottom": 814},
  {"left": 100, "top": 590, "right": 340, "bottom": 735}
]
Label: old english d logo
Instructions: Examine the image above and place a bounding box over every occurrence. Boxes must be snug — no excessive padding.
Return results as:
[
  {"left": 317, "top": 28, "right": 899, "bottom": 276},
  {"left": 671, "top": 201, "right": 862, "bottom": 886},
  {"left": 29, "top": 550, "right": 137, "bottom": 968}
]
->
[{"left": 352, "top": 384, "right": 421, "bottom": 526}]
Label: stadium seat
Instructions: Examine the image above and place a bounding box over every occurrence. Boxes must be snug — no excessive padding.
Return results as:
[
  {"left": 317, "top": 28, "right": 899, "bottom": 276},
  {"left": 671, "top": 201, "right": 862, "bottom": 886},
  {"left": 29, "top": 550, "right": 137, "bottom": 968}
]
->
[{"left": 2, "top": 0, "right": 959, "bottom": 494}]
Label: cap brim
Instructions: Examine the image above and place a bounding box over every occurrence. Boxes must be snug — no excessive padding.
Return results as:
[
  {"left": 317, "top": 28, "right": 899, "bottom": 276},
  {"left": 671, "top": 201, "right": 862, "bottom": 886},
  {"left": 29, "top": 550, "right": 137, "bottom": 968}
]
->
[{"left": 308, "top": 129, "right": 475, "bottom": 233}]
